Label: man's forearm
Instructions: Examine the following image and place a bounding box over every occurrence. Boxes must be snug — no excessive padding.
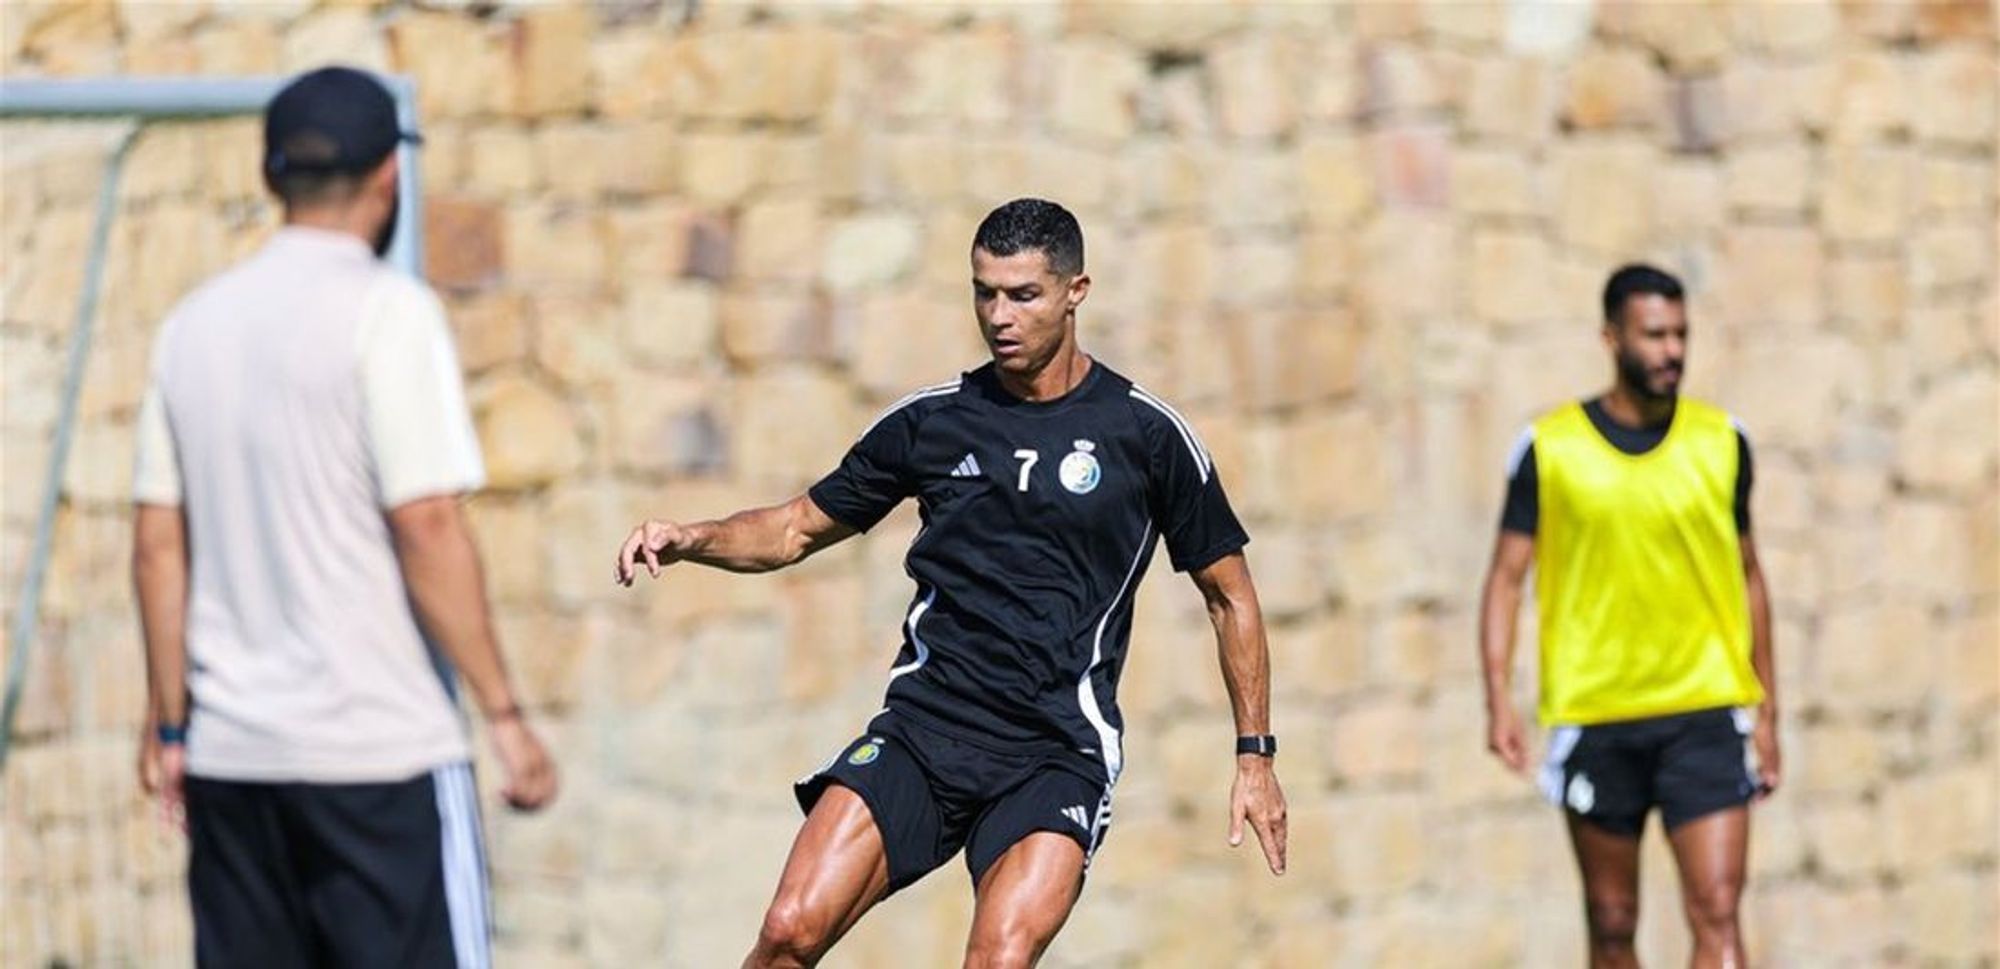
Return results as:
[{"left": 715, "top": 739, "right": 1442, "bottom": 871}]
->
[
  {"left": 392, "top": 502, "right": 520, "bottom": 717},
  {"left": 1210, "top": 596, "right": 1272, "bottom": 736},
  {"left": 1747, "top": 564, "right": 1777, "bottom": 718},
  {"left": 676, "top": 502, "right": 827, "bottom": 574},
  {"left": 1478, "top": 574, "right": 1522, "bottom": 714},
  {"left": 134, "top": 506, "right": 190, "bottom": 727}
]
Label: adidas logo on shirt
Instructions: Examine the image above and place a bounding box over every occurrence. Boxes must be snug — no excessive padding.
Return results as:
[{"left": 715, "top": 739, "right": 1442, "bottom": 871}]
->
[{"left": 950, "top": 453, "right": 982, "bottom": 478}]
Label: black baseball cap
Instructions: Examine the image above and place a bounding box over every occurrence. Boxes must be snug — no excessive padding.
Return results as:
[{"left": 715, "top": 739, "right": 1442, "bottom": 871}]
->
[{"left": 263, "top": 66, "right": 421, "bottom": 178}]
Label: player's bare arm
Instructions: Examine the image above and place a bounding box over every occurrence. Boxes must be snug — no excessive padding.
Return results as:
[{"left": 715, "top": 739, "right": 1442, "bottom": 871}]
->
[
  {"left": 133, "top": 503, "right": 191, "bottom": 821},
  {"left": 1741, "top": 532, "right": 1780, "bottom": 796},
  {"left": 1190, "top": 551, "right": 1288, "bottom": 876},
  {"left": 1478, "top": 530, "right": 1536, "bottom": 773},
  {"left": 615, "top": 493, "right": 857, "bottom": 584},
  {"left": 390, "top": 494, "right": 558, "bottom": 811}
]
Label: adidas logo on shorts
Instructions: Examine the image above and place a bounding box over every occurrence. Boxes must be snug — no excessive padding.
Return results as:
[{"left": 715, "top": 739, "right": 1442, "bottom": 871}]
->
[{"left": 1060, "top": 805, "right": 1091, "bottom": 831}]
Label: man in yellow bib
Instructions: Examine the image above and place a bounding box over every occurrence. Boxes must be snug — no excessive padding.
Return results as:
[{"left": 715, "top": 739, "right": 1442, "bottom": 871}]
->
[{"left": 1478, "top": 264, "right": 1780, "bottom": 969}]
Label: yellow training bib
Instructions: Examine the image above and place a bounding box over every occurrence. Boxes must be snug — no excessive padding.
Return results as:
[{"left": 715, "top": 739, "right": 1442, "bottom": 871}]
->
[{"left": 1533, "top": 398, "right": 1763, "bottom": 725}]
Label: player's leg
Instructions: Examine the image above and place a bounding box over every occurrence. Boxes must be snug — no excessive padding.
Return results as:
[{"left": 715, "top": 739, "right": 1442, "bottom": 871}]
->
[
  {"left": 1567, "top": 816, "right": 1644, "bottom": 969},
  {"left": 959, "top": 766, "right": 1106, "bottom": 969},
  {"left": 1551, "top": 723, "right": 1651, "bottom": 969},
  {"left": 1665, "top": 807, "right": 1748, "bottom": 969},
  {"left": 745, "top": 785, "right": 892, "bottom": 969},
  {"left": 962, "top": 832, "right": 1086, "bottom": 969},
  {"left": 1656, "top": 709, "right": 1760, "bottom": 968},
  {"left": 754, "top": 724, "right": 957, "bottom": 968}
]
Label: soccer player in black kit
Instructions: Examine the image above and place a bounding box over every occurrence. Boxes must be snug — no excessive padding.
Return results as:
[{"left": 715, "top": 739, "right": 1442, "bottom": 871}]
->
[{"left": 615, "top": 199, "right": 1288, "bottom": 968}]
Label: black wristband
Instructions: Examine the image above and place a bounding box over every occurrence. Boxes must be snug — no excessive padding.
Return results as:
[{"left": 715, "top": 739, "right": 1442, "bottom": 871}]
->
[
  {"left": 1236, "top": 734, "right": 1277, "bottom": 757},
  {"left": 155, "top": 723, "right": 187, "bottom": 745}
]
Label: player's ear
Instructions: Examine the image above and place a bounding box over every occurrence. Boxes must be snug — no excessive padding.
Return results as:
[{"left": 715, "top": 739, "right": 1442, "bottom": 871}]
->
[{"left": 1067, "top": 272, "right": 1091, "bottom": 311}]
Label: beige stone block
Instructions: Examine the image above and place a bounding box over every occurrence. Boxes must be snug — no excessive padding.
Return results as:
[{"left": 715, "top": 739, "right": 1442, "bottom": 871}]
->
[
  {"left": 388, "top": 11, "right": 506, "bottom": 119},
  {"left": 1829, "top": 49, "right": 1913, "bottom": 142},
  {"left": 1325, "top": 792, "right": 1430, "bottom": 899},
  {"left": 666, "top": 27, "right": 840, "bottom": 124},
  {"left": 1387, "top": 38, "right": 1501, "bottom": 123},
  {"left": 1903, "top": 869, "right": 1999, "bottom": 964},
  {"left": 474, "top": 374, "right": 585, "bottom": 491},
  {"left": 1553, "top": 140, "right": 1657, "bottom": 254},
  {"left": 504, "top": 205, "right": 608, "bottom": 289},
  {"left": 719, "top": 290, "right": 842, "bottom": 366},
  {"left": 821, "top": 213, "right": 920, "bottom": 293},
  {"left": 604, "top": 204, "right": 698, "bottom": 285},
  {"left": 1451, "top": 148, "right": 1537, "bottom": 219},
  {"left": 1802, "top": 800, "right": 1888, "bottom": 881},
  {"left": 1205, "top": 148, "right": 1298, "bottom": 232},
  {"left": 508, "top": 6, "right": 592, "bottom": 118},
  {"left": 190, "top": 17, "right": 278, "bottom": 73},
  {"left": 1050, "top": 40, "right": 1141, "bottom": 142},
  {"left": 1755, "top": 882, "right": 1894, "bottom": 966},
  {"left": 463, "top": 496, "right": 543, "bottom": 605},
  {"left": 1724, "top": 144, "right": 1814, "bottom": 215},
  {"left": 534, "top": 122, "right": 675, "bottom": 200},
  {"left": 1370, "top": 122, "right": 1452, "bottom": 210},
  {"left": 1719, "top": 226, "right": 1824, "bottom": 332},
  {"left": 280, "top": 9, "right": 387, "bottom": 72},
  {"left": 1422, "top": 0, "right": 1503, "bottom": 44},
  {"left": 1211, "top": 34, "right": 1300, "bottom": 141},
  {"left": 1298, "top": 133, "right": 1374, "bottom": 228},
  {"left": 1722, "top": 57, "right": 1834, "bottom": 141},
  {"left": 733, "top": 197, "right": 820, "bottom": 284},
  {"left": 1727, "top": 337, "right": 1851, "bottom": 452},
  {"left": 1920, "top": 154, "right": 1993, "bottom": 214},
  {"left": 1829, "top": 252, "right": 1906, "bottom": 327},
  {"left": 1061, "top": 2, "right": 1235, "bottom": 50},
  {"left": 591, "top": 30, "right": 675, "bottom": 121},
  {"left": 677, "top": 131, "right": 769, "bottom": 206},
  {"left": 1733, "top": 0, "right": 1839, "bottom": 53},
  {"left": 1885, "top": 763, "right": 1997, "bottom": 872},
  {"left": 1914, "top": 44, "right": 1997, "bottom": 145},
  {"left": 1562, "top": 47, "right": 1664, "bottom": 131},
  {"left": 619, "top": 279, "right": 717, "bottom": 371},
  {"left": 1117, "top": 140, "right": 1206, "bottom": 220},
  {"left": 849, "top": 293, "right": 983, "bottom": 400},
  {"left": 532, "top": 292, "right": 622, "bottom": 390},
  {"left": 1896, "top": 370, "right": 1998, "bottom": 492},
  {"left": 1822, "top": 145, "right": 1914, "bottom": 244},
  {"left": 1941, "top": 609, "right": 1998, "bottom": 713},
  {"left": 1909, "top": 218, "right": 1991, "bottom": 294},
  {"left": 1361, "top": 43, "right": 1448, "bottom": 120},
  {"left": 1329, "top": 698, "right": 1425, "bottom": 784},
  {"left": 1883, "top": 499, "right": 1977, "bottom": 605},
  {"left": 1470, "top": 228, "right": 1557, "bottom": 327},
  {"left": 1824, "top": 600, "right": 1928, "bottom": 708},
  {"left": 448, "top": 290, "right": 530, "bottom": 376},
  {"left": 729, "top": 367, "right": 855, "bottom": 488},
  {"left": 1620, "top": 0, "right": 1733, "bottom": 73},
  {"left": 1643, "top": 160, "right": 1720, "bottom": 237}
]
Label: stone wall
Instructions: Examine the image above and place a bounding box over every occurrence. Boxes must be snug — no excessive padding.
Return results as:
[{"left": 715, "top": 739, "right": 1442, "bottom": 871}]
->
[{"left": 3, "top": 1, "right": 1995, "bottom": 966}]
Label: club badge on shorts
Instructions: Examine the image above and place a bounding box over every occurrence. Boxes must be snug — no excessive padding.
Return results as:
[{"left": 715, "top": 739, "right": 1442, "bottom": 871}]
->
[{"left": 1059, "top": 440, "right": 1101, "bottom": 495}]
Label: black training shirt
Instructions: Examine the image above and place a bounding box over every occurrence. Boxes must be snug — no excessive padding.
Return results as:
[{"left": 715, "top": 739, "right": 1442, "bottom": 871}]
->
[{"left": 810, "top": 361, "right": 1248, "bottom": 779}]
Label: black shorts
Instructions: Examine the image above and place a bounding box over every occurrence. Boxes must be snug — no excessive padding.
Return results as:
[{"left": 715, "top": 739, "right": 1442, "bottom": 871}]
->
[
  {"left": 185, "top": 762, "right": 490, "bottom": 969},
  {"left": 1541, "top": 706, "right": 1761, "bottom": 837},
  {"left": 794, "top": 711, "right": 1113, "bottom": 896}
]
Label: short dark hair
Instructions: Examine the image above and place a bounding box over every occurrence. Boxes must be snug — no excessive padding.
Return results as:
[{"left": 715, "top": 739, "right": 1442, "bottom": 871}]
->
[
  {"left": 972, "top": 198, "right": 1084, "bottom": 276},
  {"left": 1601, "top": 263, "right": 1685, "bottom": 325}
]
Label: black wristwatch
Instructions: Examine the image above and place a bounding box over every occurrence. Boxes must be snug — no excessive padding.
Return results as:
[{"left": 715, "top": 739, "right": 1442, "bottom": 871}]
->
[{"left": 1236, "top": 734, "right": 1277, "bottom": 757}]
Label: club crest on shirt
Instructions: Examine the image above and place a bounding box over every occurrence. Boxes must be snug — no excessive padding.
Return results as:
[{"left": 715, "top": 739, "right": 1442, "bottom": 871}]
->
[
  {"left": 1060, "top": 440, "right": 1101, "bottom": 495},
  {"left": 848, "top": 739, "right": 883, "bottom": 766}
]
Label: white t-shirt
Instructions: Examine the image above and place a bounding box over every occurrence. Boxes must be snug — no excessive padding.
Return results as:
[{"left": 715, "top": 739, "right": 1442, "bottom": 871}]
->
[{"left": 134, "top": 226, "right": 484, "bottom": 783}]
